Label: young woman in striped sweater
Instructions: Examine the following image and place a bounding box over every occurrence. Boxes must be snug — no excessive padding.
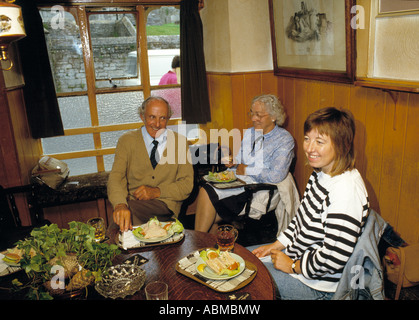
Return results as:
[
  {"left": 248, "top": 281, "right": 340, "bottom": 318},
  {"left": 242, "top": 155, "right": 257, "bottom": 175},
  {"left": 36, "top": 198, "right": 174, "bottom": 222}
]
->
[{"left": 251, "top": 107, "right": 369, "bottom": 300}]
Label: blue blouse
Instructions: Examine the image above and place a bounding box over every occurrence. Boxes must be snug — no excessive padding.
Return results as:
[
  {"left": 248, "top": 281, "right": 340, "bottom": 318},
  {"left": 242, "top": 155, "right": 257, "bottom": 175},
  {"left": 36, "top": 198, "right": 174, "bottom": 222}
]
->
[
  {"left": 213, "top": 126, "right": 294, "bottom": 199},
  {"left": 236, "top": 126, "right": 294, "bottom": 184}
]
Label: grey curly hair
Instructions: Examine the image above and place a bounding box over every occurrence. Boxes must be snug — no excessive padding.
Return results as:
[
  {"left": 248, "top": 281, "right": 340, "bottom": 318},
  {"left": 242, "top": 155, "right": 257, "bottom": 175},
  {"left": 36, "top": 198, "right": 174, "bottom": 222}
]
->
[
  {"left": 251, "top": 94, "right": 286, "bottom": 127},
  {"left": 138, "top": 96, "right": 173, "bottom": 119}
]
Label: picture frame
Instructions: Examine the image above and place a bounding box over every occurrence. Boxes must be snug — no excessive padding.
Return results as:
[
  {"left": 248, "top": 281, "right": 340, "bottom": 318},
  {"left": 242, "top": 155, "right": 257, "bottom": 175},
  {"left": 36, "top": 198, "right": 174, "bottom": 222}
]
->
[
  {"left": 379, "top": 0, "right": 419, "bottom": 16},
  {"left": 269, "top": 0, "right": 355, "bottom": 83}
]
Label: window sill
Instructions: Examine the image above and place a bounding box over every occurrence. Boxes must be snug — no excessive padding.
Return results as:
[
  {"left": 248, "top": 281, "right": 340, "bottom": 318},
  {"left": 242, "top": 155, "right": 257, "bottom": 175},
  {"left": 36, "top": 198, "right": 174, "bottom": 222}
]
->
[{"left": 33, "top": 172, "right": 109, "bottom": 207}]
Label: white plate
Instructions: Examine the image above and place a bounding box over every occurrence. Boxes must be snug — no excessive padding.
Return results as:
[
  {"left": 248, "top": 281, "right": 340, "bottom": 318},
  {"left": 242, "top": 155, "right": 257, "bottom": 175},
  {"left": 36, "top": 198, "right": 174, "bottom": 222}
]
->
[
  {"left": 203, "top": 175, "right": 237, "bottom": 184},
  {"left": 0, "top": 252, "right": 21, "bottom": 277},
  {"left": 132, "top": 222, "right": 174, "bottom": 243},
  {"left": 195, "top": 252, "right": 245, "bottom": 280}
]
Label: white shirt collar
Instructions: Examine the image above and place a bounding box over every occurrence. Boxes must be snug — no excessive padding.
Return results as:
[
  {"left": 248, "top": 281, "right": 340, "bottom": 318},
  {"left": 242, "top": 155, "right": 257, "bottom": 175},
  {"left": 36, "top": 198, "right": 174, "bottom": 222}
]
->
[{"left": 141, "top": 126, "right": 167, "bottom": 146}]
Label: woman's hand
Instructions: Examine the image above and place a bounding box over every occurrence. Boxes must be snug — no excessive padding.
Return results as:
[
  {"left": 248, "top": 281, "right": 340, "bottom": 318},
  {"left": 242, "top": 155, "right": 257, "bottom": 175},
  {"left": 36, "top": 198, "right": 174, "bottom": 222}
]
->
[
  {"left": 270, "top": 249, "right": 294, "bottom": 273},
  {"left": 251, "top": 240, "right": 284, "bottom": 258},
  {"left": 222, "top": 155, "right": 235, "bottom": 168}
]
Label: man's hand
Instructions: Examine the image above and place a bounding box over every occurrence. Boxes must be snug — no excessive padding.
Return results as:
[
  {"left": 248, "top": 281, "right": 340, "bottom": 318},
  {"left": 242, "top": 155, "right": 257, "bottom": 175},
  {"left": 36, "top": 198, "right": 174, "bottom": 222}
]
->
[
  {"left": 113, "top": 203, "right": 132, "bottom": 232},
  {"left": 133, "top": 185, "right": 161, "bottom": 200}
]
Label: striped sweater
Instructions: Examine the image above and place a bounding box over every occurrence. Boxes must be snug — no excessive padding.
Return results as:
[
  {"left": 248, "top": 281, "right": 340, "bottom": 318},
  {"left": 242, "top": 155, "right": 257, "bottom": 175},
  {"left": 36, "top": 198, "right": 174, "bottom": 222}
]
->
[{"left": 277, "top": 169, "right": 369, "bottom": 292}]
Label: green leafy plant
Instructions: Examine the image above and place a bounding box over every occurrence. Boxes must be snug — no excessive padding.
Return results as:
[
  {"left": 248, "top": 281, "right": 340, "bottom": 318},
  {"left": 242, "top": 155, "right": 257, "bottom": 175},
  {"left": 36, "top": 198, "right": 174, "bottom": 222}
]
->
[{"left": 13, "top": 222, "right": 120, "bottom": 300}]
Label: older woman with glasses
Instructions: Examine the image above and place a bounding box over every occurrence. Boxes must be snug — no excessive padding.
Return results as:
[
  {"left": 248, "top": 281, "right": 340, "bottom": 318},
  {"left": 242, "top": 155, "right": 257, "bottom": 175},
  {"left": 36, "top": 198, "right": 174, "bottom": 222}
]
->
[{"left": 194, "top": 94, "right": 295, "bottom": 234}]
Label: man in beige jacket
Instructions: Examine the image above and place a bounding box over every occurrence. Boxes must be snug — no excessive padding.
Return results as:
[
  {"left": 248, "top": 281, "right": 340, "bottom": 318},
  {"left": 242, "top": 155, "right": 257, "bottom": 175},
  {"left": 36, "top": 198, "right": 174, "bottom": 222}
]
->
[{"left": 107, "top": 96, "right": 194, "bottom": 231}]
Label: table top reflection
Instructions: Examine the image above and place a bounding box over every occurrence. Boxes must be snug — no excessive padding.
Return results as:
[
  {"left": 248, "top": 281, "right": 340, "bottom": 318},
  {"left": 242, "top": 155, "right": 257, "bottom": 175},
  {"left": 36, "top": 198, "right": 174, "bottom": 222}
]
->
[{"left": 108, "top": 226, "right": 276, "bottom": 300}]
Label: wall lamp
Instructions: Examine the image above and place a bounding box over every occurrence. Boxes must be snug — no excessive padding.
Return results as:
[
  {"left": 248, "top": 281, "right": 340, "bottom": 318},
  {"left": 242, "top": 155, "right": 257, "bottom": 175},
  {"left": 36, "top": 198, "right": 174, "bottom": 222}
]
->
[{"left": 0, "top": 0, "right": 26, "bottom": 71}]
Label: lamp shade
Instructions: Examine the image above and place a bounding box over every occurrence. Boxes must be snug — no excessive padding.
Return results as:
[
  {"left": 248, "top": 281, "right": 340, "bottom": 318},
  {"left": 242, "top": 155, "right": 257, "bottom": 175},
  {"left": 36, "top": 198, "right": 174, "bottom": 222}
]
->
[{"left": 0, "top": 2, "right": 26, "bottom": 44}]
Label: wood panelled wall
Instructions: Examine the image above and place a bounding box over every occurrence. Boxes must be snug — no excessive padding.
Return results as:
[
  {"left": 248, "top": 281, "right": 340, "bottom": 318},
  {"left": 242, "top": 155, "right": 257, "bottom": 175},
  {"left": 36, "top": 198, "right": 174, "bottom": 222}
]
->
[
  {"left": 203, "top": 71, "right": 419, "bottom": 244},
  {"left": 42, "top": 199, "right": 114, "bottom": 231},
  {"left": 0, "top": 79, "right": 40, "bottom": 226}
]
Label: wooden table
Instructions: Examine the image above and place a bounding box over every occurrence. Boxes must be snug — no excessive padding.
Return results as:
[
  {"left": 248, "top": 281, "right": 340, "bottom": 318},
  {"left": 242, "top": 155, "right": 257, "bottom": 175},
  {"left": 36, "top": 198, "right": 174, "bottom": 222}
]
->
[{"left": 108, "top": 227, "right": 276, "bottom": 300}]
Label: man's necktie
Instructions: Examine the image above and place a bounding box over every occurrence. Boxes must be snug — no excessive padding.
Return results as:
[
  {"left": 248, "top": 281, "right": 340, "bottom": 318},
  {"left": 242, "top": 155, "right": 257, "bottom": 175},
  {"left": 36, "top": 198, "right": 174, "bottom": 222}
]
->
[{"left": 150, "top": 140, "right": 159, "bottom": 169}]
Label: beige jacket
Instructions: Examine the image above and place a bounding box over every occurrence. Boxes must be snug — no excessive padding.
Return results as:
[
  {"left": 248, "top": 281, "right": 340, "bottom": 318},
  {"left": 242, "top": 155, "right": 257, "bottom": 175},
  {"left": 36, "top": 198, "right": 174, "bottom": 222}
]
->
[{"left": 107, "top": 128, "right": 194, "bottom": 216}]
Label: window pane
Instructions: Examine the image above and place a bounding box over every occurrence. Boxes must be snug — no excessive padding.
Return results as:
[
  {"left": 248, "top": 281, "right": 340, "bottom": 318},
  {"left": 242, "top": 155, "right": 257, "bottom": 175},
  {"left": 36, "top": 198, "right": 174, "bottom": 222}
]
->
[
  {"left": 149, "top": 50, "right": 180, "bottom": 85},
  {"left": 58, "top": 96, "right": 91, "bottom": 129},
  {"left": 39, "top": 9, "right": 87, "bottom": 93},
  {"left": 63, "top": 157, "right": 98, "bottom": 176},
  {"left": 89, "top": 12, "right": 140, "bottom": 88},
  {"left": 104, "top": 154, "right": 115, "bottom": 172},
  {"left": 97, "top": 91, "right": 143, "bottom": 125},
  {"left": 101, "top": 130, "right": 131, "bottom": 148},
  {"left": 42, "top": 134, "right": 94, "bottom": 154},
  {"left": 147, "top": 7, "right": 180, "bottom": 85},
  {"left": 39, "top": 5, "right": 187, "bottom": 176}
]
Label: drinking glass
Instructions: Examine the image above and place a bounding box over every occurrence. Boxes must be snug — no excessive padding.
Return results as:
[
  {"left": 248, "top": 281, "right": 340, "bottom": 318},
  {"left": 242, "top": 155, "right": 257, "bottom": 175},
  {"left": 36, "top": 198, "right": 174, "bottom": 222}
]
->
[
  {"left": 87, "top": 217, "right": 106, "bottom": 242},
  {"left": 216, "top": 224, "right": 238, "bottom": 251},
  {"left": 145, "top": 281, "right": 168, "bottom": 300}
]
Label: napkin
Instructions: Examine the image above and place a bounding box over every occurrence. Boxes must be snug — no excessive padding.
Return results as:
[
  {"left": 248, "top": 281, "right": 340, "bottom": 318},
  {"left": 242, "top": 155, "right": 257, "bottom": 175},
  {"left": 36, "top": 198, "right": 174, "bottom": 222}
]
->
[
  {"left": 0, "top": 253, "right": 7, "bottom": 274},
  {"left": 259, "top": 255, "right": 272, "bottom": 263},
  {"left": 119, "top": 229, "right": 184, "bottom": 250},
  {"left": 120, "top": 229, "right": 141, "bottom": 250}
]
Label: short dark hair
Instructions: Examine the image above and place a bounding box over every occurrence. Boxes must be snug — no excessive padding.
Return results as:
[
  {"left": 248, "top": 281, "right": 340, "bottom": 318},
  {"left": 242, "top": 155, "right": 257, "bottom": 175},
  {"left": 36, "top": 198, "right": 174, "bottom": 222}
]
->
[
  {"left": 172, "top": 55, "right": 180, "bottom": 69},
  {"left": 304, "top": 107, "right": 356, "bottom": 176}
]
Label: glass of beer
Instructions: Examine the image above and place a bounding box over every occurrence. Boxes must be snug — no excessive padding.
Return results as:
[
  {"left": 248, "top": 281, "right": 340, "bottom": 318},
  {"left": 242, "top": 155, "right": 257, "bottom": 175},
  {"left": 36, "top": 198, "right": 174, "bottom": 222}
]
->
[
  {"left": 216, "top": 224, "right": 238, "bottom": 251},
  {"left": 87, "top": 217, "right": 106, "bottom": 242}
]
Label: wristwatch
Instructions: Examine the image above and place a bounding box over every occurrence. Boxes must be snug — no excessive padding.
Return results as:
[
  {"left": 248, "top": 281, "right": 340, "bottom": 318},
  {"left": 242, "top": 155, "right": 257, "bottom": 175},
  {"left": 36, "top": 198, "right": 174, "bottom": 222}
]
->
[{"left": 291, "top": 260, "right": 297, "bottom": 274}]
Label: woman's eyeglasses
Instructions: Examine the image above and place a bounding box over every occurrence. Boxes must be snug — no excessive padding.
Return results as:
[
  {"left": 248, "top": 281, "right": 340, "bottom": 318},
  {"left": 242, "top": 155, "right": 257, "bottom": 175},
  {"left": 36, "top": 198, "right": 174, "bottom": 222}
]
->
[{"left": 248, "top": 112, "right": 269, "bottom": 119}]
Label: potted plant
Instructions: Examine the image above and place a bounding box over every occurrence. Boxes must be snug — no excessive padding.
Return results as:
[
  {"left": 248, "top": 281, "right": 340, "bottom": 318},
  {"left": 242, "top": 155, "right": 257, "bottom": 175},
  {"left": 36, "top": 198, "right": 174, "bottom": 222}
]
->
[{"left": 11, "top": 221, "right": 120, "bottom": 300}]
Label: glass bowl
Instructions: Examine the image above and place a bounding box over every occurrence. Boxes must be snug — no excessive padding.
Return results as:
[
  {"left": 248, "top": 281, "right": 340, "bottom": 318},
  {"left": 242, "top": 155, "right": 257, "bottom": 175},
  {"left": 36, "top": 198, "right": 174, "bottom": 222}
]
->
[{"left": 95, "top": 263, "right": 146, "bottom": 299}]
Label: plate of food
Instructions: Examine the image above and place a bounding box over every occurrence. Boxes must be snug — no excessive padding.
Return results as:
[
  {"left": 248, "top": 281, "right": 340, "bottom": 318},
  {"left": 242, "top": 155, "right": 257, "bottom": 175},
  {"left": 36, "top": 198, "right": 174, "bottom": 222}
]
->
[
  {"left": 204, "top": 171, "right": 237, "bottom": 183},
  {"left": 132, "top": 217, "right": 184, "bottom": 243},
  {"left": 1, "top": 247, "right": 24, "bottom": 267},
  {"left": 196, "top": 249, "right": 245, "bottom": 280},
  {"left": 0, "top": 247, "right": 24, "bottom": 276}
]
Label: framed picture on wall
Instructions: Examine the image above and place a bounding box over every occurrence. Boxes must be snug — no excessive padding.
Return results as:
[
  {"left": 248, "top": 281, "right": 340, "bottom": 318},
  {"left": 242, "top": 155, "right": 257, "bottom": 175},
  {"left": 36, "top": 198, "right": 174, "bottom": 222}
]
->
[
  {"left": 269, "top": 0, "right": 355, "bottom": 83},
  {"left": 379, "top": 0, "right": 419, "bottom": 15}
]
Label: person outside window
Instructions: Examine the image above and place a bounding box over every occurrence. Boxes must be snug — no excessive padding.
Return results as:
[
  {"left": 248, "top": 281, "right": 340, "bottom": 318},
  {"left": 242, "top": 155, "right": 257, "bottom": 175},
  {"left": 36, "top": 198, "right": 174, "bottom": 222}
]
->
[{"left": 159, "top": 55, "right": 180, "bottom": 85}]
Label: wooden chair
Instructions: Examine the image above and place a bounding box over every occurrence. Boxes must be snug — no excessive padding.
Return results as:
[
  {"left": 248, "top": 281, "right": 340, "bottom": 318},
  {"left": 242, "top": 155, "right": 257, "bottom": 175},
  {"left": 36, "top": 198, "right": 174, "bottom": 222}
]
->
[{"left": 0, "top": 185, "right": 48, "bottom": 251}]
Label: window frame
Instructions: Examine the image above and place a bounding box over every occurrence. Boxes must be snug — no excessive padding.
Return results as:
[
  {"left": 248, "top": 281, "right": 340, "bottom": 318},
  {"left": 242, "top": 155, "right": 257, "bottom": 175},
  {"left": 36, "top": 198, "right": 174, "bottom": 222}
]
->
[{"left": 38, "top": 2, "right": 185, "bottom": 174}]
